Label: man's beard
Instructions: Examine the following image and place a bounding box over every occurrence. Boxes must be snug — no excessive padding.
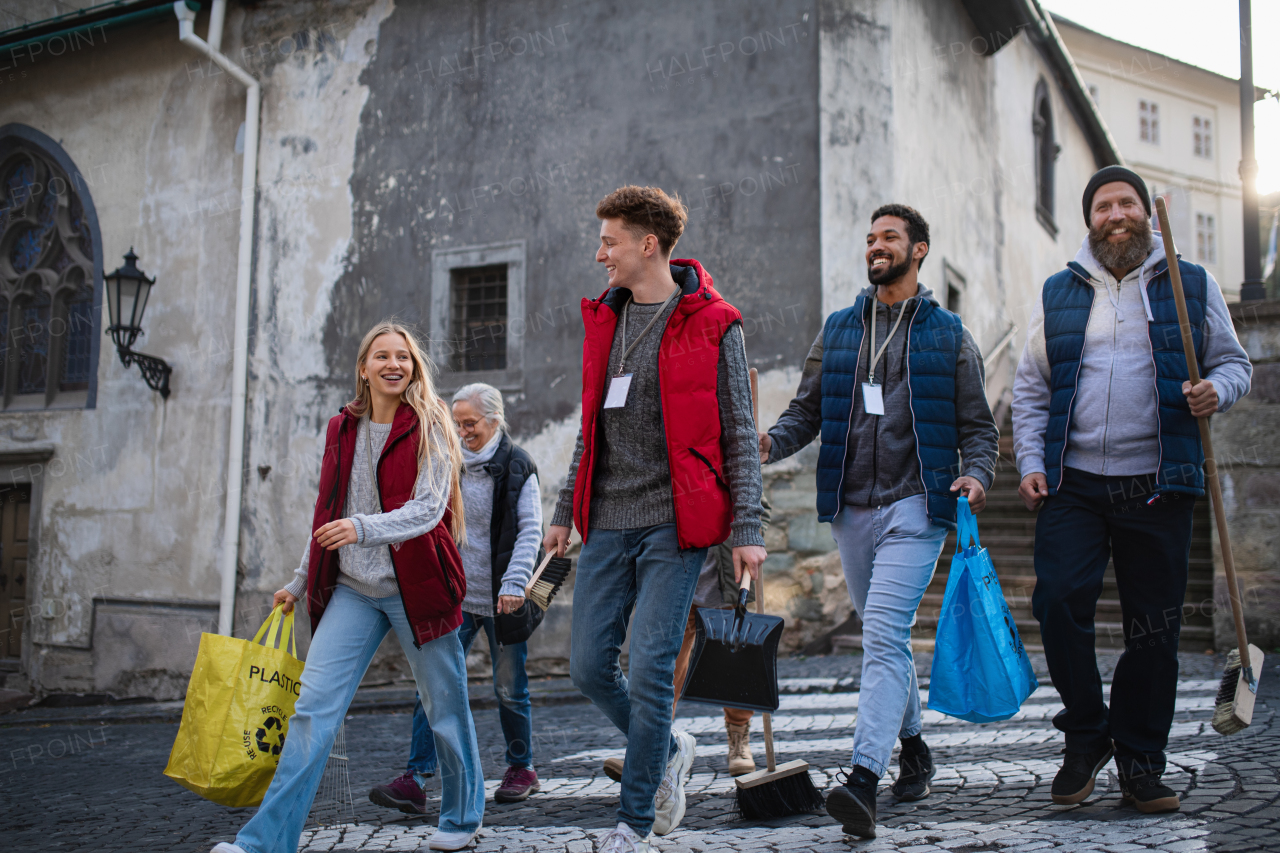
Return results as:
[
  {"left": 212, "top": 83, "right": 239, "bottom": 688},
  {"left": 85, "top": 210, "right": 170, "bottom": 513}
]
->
[
  {"left": 868, "top": 253, "right": 913, "bottom": 285},
  {"left": 1088, "top": 215, "right": 1153, "bottom": 274}
]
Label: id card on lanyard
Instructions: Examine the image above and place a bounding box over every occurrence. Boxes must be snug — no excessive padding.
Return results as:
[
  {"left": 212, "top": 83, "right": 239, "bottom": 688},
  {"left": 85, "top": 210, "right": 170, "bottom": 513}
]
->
[
  {"left": 862, "top": 300, "right": 907, "bottom": 416},
  {"left": 603, "top": 286, "right": 679, "bottom": 409}
]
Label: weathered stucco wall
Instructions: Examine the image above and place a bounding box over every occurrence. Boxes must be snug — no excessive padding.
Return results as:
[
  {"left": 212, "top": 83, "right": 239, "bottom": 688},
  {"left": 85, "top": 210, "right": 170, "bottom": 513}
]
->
[{"left": 1213, "top": 301, "right": 1280, "bottom": 650}]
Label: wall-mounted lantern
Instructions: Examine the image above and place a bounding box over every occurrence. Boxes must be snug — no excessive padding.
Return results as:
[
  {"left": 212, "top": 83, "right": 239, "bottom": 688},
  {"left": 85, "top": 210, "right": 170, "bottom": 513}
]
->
[{"left": 104, "top": 249, "right": 172, "bottom": 398}]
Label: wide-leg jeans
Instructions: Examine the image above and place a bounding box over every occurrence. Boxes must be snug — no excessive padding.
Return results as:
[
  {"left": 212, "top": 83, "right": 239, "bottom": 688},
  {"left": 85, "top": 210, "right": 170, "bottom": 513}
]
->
[
  {"left": 569, "top": 523, "right": 706, "bottom": 837},
  {"left": 234, "top": 585, "right": 484, "bottom": 853},
  {"left": 831, "top": 494, "right": 948, "bottom": 778}
]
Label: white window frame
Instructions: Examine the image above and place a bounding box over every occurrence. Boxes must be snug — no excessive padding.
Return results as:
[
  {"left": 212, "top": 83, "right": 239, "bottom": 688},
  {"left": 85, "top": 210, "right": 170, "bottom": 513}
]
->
[
  {"left": 1195, "top": 213, "right": 1217, "bottom": 265},
  {"left": 1193, "top": 115, "right": 1213, "bottom": 160},
  {"left": 429, "top": 240, "right": 526, "bottom": 393},
  {"left": 1139, "top": 99, "right": 1160, "bottom": 145}
]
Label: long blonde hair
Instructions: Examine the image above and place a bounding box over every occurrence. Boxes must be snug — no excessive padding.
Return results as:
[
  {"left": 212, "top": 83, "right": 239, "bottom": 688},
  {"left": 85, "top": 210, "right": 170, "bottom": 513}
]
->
[{"left": 346, "top": 322, "right": 466, "bottom": 544}]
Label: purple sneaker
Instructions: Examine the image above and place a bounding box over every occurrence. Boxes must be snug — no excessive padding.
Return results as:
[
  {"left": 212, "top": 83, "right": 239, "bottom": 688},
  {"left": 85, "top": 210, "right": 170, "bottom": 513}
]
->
[
  {"left": 494, "top": 765, "right": 540, "bottom": 803},
  {"left": 368, "top": 772, "right": 427, "bottom": 815}
]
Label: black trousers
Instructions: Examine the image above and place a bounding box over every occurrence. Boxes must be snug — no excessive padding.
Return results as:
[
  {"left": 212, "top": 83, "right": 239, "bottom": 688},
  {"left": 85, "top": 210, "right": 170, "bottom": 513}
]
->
[{"left": 1031, "top": 467, "right": 1194, "bottom": 777}]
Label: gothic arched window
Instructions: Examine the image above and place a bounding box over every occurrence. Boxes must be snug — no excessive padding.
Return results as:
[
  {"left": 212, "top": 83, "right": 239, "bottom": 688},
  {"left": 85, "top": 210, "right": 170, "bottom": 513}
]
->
[
  {"left": 0, "top": 126, "right": 101, "bottom": 408},
  {"left": 1033, "top": 79, "right": 1059, "bottom": 237}
]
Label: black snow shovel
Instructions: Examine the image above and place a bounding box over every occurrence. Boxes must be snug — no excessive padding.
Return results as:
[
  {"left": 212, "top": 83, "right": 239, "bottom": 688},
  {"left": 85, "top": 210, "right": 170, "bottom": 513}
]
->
[{"left": 680, "top": 574, "right": 784, "bottom": 713}]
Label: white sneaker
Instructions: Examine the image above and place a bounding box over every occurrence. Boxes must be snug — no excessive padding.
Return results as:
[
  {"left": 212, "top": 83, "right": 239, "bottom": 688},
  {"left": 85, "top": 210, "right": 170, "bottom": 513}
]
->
[
  {"left": 596, "top": 822, "right": 650, "bottom": 853},
  {"left": 426, "top": 828, "right": 478, "bottom": 851},
  {"left": 652, "top": 729, "right": 696, "bottom": 835},
  {"left": 211, "top": 845, "right": 247, "bottom": 853}
]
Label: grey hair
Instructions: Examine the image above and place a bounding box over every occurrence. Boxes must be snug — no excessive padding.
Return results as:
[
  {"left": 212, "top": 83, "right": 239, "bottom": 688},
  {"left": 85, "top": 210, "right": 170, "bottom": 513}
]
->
[{"left": 451, "top": 382, "right": 507, "bottom": 432}]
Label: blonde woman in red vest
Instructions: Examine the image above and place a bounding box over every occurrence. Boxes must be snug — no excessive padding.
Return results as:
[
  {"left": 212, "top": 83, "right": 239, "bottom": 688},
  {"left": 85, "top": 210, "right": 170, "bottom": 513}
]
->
[
  {"left": 212, "top": 322, "right": 484, "bottom": 853},
  {"left": 544, "top": 186, "right": 767, "bottom": 853}
]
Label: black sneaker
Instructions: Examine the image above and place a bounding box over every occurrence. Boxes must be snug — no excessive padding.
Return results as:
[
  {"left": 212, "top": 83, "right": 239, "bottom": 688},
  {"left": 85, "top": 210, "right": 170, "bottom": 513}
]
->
[
  {"left": 1050, "top": 744, "right": 1115, "bottom": 805},
  {"left": 890, "top": 742, "right": 935, "bottom": 801},
  {"left": 826, "top": 766, "right": 878, "bottom": 839},
  {"left": 1120, "top": 773, "right": 1180, "bottom": 814}
]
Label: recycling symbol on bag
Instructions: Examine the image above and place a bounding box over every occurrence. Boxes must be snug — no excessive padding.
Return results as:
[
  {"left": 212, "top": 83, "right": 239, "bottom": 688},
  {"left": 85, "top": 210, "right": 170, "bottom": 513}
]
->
[{"left": 255, "top": 714, "right": 286, "bottom": 756}]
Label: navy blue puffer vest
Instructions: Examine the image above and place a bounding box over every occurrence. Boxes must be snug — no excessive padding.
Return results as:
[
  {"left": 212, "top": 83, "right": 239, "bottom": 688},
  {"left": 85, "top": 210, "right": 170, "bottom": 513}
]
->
[
  {"left": 816, "top": 294, "right": 963, "bottom": 527},
  {"left": 1040, "top": 258, "right": 1207, "bottom": 496}
]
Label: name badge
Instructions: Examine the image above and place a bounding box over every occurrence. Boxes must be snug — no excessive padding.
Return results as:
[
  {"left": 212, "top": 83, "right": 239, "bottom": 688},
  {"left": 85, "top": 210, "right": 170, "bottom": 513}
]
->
[
  {"left": 603, "top": 374, "right": 633, "bottom": 408},
  {"left": 862, "top": 382, "right": 885, "bottom": 416}
]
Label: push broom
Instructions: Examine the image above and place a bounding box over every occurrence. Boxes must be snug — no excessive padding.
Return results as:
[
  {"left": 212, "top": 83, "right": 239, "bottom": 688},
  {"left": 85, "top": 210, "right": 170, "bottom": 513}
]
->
[
  {"left": 734, "top": 368, "right": 826, "bottom": 818},
  {"left": 1154, "top": 196, "right": 1263, "bottom": 735}
]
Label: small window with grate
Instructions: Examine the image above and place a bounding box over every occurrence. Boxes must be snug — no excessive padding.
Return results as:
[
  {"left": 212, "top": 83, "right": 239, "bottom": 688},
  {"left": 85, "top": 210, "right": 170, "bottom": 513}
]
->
[{"left": 449, "top": 264, "right": 508, "bottom": 372}]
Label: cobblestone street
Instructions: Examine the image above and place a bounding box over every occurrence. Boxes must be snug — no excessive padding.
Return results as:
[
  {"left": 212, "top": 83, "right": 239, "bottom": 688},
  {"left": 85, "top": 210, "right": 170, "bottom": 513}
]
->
[{"left": 2, "top": 651, "right": 1278, "bottom": 852}]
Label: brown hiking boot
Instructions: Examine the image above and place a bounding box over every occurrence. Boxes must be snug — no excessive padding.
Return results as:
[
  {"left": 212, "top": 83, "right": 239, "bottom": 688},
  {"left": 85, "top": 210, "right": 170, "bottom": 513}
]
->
[
  {"left": 727, "top": 723, "right": 756, "bottom": 776},
  {"left": 603, "top": 756, "right": 624, "bottom": 782}
]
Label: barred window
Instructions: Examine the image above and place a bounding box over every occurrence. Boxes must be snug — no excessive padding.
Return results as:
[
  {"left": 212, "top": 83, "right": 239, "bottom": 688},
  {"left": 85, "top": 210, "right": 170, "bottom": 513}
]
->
[
  {"left": 0, "top": 127, "right": 101, "bottom": 408},
  {"left": 449, "top": 264, "right": 508, "bottom": 372}
]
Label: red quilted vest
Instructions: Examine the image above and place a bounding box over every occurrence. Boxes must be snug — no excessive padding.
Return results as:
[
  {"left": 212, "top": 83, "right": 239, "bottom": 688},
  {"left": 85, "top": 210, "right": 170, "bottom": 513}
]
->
[
  {"left": 572, "top": 259, "right": 743, "bottom": 550},
  {"left": 306, "top": 404, "right": 465, "bottom": 646}
]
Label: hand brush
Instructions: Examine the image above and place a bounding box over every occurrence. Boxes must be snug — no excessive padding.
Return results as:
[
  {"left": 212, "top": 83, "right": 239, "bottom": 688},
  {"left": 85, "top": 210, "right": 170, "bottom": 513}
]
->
[
  {"left": 1155, "top": 196, "right": 1263, "bottom": 735},
  {"left": 525, "top": 550, "right": 573, "bottom": 612}
]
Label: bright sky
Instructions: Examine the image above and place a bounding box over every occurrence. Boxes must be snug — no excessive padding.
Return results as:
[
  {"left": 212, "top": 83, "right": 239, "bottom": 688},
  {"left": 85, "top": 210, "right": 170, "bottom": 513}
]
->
[{"left": 1044, "top": 0, "right": 1280, "bottom": 195}]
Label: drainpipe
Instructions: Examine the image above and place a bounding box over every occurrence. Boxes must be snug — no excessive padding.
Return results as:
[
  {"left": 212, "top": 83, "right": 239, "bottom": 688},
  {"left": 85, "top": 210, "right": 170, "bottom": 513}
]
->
[{"left": 174, "top": 1, "right": 259, "bottom": 636}]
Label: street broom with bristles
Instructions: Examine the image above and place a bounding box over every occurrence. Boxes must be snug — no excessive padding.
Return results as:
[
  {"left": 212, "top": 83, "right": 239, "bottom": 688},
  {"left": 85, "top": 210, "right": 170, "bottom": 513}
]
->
[
  {"left": 734, "top": 368, "right": 825, "bottom": 819},
  {"left": 1154, "top": 196, "right": 1263, "bottom": 736}
]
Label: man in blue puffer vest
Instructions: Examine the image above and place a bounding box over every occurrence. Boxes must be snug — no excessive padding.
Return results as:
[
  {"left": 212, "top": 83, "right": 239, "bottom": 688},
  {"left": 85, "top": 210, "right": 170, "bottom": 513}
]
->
[
  {"left": 760, "top": 204, "right": 999, "bottom": 839},
  {"left": 1012, "top": 166, "right": 1251, "bottom": 815}
]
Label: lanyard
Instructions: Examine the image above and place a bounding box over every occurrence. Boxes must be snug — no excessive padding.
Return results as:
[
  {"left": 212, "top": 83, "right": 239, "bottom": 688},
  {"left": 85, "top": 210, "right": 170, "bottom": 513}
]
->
[
  {"left": 617, "top": 285, "right": 680, "bottom": 376},
  {"left": 365, "top": 418, "right": 382, "bottom": 515},
  {"left": 866, "top": 300, "right": 908, "bottom": 386}
]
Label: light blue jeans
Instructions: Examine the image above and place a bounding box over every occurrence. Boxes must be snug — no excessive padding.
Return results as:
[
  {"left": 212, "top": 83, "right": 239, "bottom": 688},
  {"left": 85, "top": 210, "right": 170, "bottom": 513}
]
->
[
  {"left": 234, "top": 585, "right": 484, "bottom": 853},
  {"left": 570, "top": 524, "right": 706, "bottom": 836},
  {"left": 831, "top": 494, "right": 948, "bottom": 778}
]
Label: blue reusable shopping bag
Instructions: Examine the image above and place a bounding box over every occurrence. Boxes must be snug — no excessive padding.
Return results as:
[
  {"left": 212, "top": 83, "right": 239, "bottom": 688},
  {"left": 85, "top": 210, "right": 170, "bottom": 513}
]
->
[{"left": 928, "top": 497, "right": 1038, "bottom": 723}]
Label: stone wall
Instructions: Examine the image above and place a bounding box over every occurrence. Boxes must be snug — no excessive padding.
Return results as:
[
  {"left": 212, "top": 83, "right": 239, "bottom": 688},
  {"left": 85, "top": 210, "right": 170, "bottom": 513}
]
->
[{"left": 1214, "top": 300, "right": 1280, "bottom": 651}]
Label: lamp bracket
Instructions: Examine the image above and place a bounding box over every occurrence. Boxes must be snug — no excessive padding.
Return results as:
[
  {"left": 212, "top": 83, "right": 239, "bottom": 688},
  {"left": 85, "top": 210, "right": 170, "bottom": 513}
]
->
[{"left": 118, "top": 346, "right": 172, "bottom": 399}]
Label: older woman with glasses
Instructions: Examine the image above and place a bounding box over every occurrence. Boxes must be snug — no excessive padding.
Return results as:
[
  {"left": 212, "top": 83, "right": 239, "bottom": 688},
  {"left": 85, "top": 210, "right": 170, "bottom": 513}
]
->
[{"left": 368, "top": 382, "right": 546, "bottom": 812}]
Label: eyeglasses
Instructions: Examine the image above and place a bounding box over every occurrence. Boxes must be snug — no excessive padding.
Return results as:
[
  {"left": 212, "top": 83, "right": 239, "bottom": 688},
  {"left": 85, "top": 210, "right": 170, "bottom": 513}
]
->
[{"left": 455, "top": 419, "right": 482, "bottom": 432}]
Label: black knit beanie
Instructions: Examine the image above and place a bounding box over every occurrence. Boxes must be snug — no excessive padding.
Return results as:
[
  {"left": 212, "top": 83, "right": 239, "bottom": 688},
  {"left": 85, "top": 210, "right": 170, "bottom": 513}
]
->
[{"left": 1081, "top": 165, "right": 1151, "bottom": 226}]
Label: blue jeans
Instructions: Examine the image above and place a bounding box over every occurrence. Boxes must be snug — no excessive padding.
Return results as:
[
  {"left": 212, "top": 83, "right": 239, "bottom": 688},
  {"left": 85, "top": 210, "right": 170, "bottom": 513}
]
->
[
  {"left": 408, "top": 611, "right": 533, "bottom": 778},
  {"left": 831, "top": 494, "right": 948, "bottom": 778},
  {"left": 570, "top": 523, "right": 706, "bottom": 836},
  {"left": 235, "top": 585, "right": 484, "bottom": 853}
]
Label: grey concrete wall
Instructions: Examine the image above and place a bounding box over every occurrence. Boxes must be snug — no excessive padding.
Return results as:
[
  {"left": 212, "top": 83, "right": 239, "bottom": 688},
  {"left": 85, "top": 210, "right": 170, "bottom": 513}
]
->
[{"left": 1214, "top": 301, "right": 1280, "bottom": 651}]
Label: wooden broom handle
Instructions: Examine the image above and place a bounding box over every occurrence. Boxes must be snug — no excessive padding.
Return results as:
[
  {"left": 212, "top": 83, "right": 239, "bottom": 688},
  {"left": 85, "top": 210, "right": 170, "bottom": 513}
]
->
[
  {"left": 741, "top": 569, "right": 777, "bottom": 773},
  {"left": 1154, "top": 197, "right": 1249, "bottom": 658}
]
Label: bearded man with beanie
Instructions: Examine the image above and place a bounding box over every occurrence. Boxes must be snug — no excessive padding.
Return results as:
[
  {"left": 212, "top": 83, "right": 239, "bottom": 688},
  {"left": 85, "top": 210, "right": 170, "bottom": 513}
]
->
[
  {"left": 1012, "top": 166, "right": 1251, "bottom": 813},
  {"left": 545, "top": 186, "right": 766, "bottom": 853},
  {"left": 760, "top": 204, "right": 1000, "bottom": 839}
]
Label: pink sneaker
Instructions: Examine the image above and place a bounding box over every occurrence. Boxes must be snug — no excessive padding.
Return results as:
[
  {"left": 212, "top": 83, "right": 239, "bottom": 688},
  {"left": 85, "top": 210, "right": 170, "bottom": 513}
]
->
[
  {"left": 494, "top": 765, "right": 540, "bottom": 803},
  {"left": 368, "top": 772, "right": 426, "bottom": 814}
]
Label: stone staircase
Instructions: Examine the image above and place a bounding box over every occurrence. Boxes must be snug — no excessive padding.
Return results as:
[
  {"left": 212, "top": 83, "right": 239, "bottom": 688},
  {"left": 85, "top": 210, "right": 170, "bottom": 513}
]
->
[{"left": 912, "top": 420, "right": 1216, "bottom": 652}]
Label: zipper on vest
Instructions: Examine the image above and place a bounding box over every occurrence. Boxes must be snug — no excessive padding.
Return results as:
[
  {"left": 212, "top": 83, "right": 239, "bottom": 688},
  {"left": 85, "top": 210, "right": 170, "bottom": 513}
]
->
[
  {"left": 437, "top": 539, "right": 461, "bottom": 605},
  {"left": 903, "top": 302, "right": 930, "bottom": 518},
  {"left": 833, "top": 302, "right": 868, "bottom": 520}
]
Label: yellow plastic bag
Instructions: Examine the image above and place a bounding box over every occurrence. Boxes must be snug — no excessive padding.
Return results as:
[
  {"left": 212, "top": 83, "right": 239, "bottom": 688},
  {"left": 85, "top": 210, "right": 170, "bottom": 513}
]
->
[{"left": 164, "top": 606, "right": 304, "bottom": 807}]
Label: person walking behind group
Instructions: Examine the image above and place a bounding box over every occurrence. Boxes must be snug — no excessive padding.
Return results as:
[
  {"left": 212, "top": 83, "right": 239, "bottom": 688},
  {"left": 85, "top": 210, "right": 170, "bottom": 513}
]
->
[
  {"left": 211, "top": 322, "right": 485, "bottom": 853},
  {"left": 368, "top": 382, "right": 545, "bottom": 814},
  {"left": 602, "top": 497, "right": 773, "bottom": 785},
  {"left": 1012, "top": 167, "right": 1251, "bottom": 814},
  {"left": 759, "top": 204, "right": 999, "bottom": 839},
  {"left": 545, "top": 185, "right": 767, "bottom": 853}
]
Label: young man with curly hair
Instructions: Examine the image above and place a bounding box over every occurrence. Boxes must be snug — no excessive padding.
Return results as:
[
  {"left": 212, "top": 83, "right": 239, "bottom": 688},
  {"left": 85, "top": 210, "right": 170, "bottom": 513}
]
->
[
  {"left": 545, "top": 186, "right": 767, "bottom": 852},
  {"left": 760, "top": 204, "right": 1000, "bottom": 840}
]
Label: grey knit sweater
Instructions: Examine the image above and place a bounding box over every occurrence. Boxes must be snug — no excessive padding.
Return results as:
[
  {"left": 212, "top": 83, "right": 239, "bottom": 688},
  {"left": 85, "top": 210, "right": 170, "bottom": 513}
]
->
[
  {"left": 285, "top": 417, "right": 453, "bottom": 601},
  {"left": 551, "top": 269, "right": 765, "bottom": 548}
]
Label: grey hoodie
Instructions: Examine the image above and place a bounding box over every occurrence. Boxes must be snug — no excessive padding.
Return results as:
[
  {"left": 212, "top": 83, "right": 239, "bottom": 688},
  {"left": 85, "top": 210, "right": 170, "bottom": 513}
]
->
[
  {"left": 1012, "top": 235, "right": 1252, "bottom": 479},
  {"left": 767, "top": 284, "right": 999, "bottom": 508}
]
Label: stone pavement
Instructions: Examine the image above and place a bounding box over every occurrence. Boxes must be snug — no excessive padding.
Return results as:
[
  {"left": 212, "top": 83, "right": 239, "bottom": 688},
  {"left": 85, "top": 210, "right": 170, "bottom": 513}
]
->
[{"left": 1, "top": 651, "right": 1278, "bottom": 852}]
